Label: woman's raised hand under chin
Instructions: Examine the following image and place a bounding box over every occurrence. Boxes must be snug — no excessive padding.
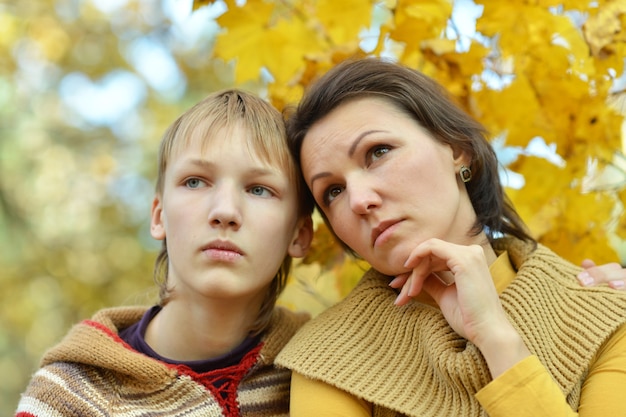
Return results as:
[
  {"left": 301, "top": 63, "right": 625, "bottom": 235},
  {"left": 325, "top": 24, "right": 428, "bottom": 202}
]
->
[
  {"left": 390, "top": 238, "right": 531, "bottom": 378},
  {"left": 390, "top": 239, "right": 509, "bottom": 343}
]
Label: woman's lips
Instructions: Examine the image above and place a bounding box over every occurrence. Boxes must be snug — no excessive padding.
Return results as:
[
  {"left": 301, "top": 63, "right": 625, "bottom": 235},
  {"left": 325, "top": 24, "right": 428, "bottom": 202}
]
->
[{"left": 372, "top": 219, "right": 402, "bottom": 248}]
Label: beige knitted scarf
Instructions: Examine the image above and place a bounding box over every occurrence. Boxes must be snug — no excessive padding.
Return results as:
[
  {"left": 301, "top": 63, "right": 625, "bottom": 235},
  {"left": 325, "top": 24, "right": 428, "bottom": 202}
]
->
[{"left": 276, "top": 238, "right": 626, "bottom": 417}]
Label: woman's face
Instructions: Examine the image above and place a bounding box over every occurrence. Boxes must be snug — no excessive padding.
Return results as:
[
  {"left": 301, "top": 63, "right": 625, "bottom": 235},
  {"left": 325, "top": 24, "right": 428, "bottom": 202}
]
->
[{"left": 300, "top": 97, "right": 479, "bottom": 276}]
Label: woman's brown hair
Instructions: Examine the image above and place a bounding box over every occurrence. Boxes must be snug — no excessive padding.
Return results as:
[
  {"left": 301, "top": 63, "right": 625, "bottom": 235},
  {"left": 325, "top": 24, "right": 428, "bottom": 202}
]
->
[{"left": 286, "top": 58, "right": 534, "bottom": 247}]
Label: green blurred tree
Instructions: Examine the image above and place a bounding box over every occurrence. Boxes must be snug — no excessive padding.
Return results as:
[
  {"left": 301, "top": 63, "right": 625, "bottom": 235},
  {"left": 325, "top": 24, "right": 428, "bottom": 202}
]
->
[{"left": 0, "top": 0, "right": 258, "bottom": 411}]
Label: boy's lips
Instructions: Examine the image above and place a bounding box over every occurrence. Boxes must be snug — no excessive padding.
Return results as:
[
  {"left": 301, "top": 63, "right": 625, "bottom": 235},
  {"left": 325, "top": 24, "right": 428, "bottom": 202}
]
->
[
  {"left": 201, "top": 240, "right": 245, "bottom": 260},
  {"left": 371, "top": 219, "right": 402, "bottom": 247}
]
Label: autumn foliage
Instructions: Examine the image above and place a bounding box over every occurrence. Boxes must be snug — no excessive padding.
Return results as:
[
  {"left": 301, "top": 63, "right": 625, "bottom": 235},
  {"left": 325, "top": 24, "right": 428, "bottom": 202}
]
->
[
  {"left": 1, "top": 0, "right": 625, "bottom": 413},
  {"left": 195, "top": 0, "right": 626, "bottom": 274}
]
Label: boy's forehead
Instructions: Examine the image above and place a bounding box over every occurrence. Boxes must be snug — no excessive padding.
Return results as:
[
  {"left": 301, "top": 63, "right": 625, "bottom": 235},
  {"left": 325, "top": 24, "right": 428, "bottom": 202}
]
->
[
  {"left": 170, "top": 123, "right": 293, "bottom": 175},
  {"left": 174, "top": 123, "right": 255, "bottom": 155}
]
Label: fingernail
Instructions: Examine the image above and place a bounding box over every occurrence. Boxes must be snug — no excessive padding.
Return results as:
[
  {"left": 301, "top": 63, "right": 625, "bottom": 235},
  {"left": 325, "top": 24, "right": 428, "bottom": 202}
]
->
[
  {"left": 577, "top": 271, "right": 594, "bottom": 286},
  {"left": 609, "top": 280, "right": 625, "bottom": 289}
]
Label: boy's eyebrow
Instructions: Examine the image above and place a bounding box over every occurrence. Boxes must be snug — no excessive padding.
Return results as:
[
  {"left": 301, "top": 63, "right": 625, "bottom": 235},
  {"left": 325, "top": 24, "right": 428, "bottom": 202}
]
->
[
  {"left": 187, "top": 158, "right": 212, "bottom": 168},
  {"left": 185, "top": 157, "right": 281, "bottom": 177}
]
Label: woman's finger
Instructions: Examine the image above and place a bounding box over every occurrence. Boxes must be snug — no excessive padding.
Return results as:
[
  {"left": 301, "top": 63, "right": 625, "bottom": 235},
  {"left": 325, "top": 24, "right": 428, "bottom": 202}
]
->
[{"left": 578, "top": 261, "right": 626, "bottom": 288}]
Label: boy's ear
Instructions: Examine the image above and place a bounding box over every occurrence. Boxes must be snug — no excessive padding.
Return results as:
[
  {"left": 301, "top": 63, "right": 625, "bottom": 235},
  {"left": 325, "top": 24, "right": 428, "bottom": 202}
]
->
[
  {"left": 150, "top": 195, "right": 166, "bottom": 241},
  {"left": 288, "top": 216, "right": 313, "bottom": 258}
]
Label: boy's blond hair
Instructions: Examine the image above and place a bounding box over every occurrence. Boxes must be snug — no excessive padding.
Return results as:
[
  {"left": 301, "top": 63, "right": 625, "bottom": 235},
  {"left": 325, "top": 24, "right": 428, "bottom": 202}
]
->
[{"left": 154, "top": 89, "right": 313, "bottom": 334}]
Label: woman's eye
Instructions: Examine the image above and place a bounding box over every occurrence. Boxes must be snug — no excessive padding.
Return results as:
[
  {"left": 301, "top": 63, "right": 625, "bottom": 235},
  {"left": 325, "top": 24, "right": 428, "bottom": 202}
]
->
[
  {"left": 324, "top": 185, "right": 344, "bottom": 205},
  {"left": 250, "top": 185, "right": 272, "bottom": 197},
  {"left": 368, "top": 145, "right": 390, "bottom": 163},
  {"left": 185, "top": 178, "right": 205, "bottom": 189}
]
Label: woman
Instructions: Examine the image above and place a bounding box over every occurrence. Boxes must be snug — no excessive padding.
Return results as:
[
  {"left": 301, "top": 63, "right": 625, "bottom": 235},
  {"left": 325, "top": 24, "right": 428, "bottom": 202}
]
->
[{"left": 276, "top": 58, "right": 626, "bottom": 416}]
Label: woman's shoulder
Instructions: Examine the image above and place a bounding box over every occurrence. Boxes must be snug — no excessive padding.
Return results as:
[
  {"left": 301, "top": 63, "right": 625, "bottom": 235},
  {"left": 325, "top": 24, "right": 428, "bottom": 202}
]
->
[{"left": 276, "top": 267, "right": 441, "bottom": 365}]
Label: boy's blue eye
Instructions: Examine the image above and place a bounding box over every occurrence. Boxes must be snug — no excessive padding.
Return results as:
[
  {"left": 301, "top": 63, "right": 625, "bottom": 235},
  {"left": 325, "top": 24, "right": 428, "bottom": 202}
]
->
[
  {"left": 250, "top": 185, "right": 272, "bottom": 197},
  {"left": 185, "top": 178, "right": 204, "bottom": 189}
]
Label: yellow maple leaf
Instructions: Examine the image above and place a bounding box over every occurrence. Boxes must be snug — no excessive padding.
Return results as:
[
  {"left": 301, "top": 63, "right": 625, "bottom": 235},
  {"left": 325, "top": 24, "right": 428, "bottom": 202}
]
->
[
  {"left": 616, "top": 188, "right": 626, "bottom": 241},
  {"left": 214, "top": 0, "right": 330, "bottom": 85},
  {"left": 302, "top": 220, "right": 346, "bottom": 268},
  {"left": 536, "top": 0, "right": 594, "bottom": 8},
  {"left": 475, "top": 1, "right": 523, "bottom": 39},
  {"left": 507, "top": 154, "right": 619, "bottom": 264},
  {"left": 316, "top": 0, "right": 374, "bottom": 45},
  {"left": 584, "top": 0, "right": 626, "bottom": 57},
  {"left": 506, "top": 156, "right": 570, "bottom": 234},
  {"left": 192, "top": 0, "right": 217, "bottom": 11},
  {"left": 262, "top": 18, "right": 331, "bottom": 85},
  {"left": 537, "top": 189, "right": 618, "bottom": 264},
  {"left": 333, "top": 256, "right": 370, "bottom": 298},
  {"left": 389, "top": 0, "right": 452, "bottom": 45},
  {"left": 214, "top": 0, "right": 277, "bottom": 82},
  {"left": 471, "top": 74, "right": 549, "bottom": 148},
  {"left": 420, "top": 38, "right": 456, "bottom": 56},
  {"left": 418, "top": 43, "right": 488, "bottom": 106}
]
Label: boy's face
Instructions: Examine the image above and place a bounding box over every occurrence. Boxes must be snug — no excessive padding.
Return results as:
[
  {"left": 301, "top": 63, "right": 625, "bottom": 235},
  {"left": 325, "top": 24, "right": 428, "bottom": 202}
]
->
[{"left": 150, "top": 124, "right": 310, "bottom": 305}]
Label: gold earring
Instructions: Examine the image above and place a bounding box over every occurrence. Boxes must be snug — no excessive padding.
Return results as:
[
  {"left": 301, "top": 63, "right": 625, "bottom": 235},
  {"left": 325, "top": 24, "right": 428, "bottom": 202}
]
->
[{"left": 460, "top": 165, "right": 472, "bottom": 183}]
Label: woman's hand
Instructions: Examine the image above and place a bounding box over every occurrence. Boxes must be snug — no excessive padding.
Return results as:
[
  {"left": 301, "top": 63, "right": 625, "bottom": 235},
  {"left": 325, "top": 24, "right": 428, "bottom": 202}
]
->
[
  {"left": 578, "top": 259, "right": 626, "bottom": 289},
  {"left": 390, "top": 239, "right": 502, "bottom": 342},
  {"left": 389, "top": 238, "right": 530, "bottom": 378}
]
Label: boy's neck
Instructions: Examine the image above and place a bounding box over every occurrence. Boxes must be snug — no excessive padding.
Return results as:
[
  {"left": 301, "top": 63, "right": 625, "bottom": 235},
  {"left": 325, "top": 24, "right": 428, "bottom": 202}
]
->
[{"left": 144, "top": 297, "right": 263, "bottom": 361}]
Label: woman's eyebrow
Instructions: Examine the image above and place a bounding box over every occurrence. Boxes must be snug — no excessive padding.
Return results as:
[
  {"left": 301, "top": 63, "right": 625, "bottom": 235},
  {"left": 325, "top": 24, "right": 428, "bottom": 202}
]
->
[
  {"left": 309, "top": 130, "right": 390, "bottom": 189},
  {"left": 348, "top": 130, "right": 386, "bottom": 156},
  {"left": 309, "top": 171, "right": 331, "bottom": 190}
]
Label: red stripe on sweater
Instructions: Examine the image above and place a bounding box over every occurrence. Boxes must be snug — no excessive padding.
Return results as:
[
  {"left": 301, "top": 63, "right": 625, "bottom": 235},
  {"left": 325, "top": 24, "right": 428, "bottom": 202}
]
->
[
  {"left": 83, "top": 318, "right": 264, "bottom": 416},
  {"left": 83, "top": 319, "right": 136, "bottom": 352},
  {"left": 172, "top": 342, "right": 264, "bottom": 417}
]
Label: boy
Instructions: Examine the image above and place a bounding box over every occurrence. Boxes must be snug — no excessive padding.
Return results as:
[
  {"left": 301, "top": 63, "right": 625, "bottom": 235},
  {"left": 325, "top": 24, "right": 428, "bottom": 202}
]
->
[{"left": 15, "top": 89, "right": 314, "bottom": 416}]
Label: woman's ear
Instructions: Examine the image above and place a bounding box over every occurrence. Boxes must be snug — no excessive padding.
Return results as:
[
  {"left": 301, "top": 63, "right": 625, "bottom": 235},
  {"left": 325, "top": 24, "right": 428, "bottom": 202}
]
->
[
  {"left": 451, "top": 146, "right": 470, "bottom": 166},
  {"left": 150, "top": 195, "right": 166, "bottom": 241},
  {"left": 288, "top": 216, "right": 314, "bottom": 258},
  {"left": 451, "top": 147, "right": 471, "bottom": 172}
]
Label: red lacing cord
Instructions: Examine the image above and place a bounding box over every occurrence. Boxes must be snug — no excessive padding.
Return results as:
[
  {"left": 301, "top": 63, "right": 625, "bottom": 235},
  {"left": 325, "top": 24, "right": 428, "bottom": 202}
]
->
[{"left": 170, "top": 342, "right": 263, "bottom": 417}]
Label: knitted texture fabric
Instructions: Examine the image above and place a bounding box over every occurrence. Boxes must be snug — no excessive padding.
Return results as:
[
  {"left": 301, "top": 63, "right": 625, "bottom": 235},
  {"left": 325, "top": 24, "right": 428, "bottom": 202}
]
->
[
  {"left": 276, "top": 238, "right": 626, "bottom": 417},
  {"left": 16, "top": 305, "right": 309, "bottom": 417}
]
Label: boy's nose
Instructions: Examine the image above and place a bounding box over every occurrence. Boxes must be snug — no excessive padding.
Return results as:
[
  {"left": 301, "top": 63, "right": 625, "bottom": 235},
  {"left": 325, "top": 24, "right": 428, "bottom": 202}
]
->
[{"left": 208, "top": 186, "right": 242, "bottom": 230}]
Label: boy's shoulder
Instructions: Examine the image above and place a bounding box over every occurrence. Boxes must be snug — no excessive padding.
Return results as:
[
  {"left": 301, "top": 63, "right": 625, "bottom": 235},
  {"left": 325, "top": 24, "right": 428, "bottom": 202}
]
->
[
  {"left": 270, "top": 306, "right": 310, "bottom": 334},
  {"left": 39, "top": 306, "right": 170, "bottom": 376},
  {"left": 260, "top": 307, "right": 310, "bottom": 361}
]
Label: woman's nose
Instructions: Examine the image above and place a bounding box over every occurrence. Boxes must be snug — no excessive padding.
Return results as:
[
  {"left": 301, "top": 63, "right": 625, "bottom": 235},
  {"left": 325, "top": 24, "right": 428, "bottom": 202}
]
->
[
  {"left": 208, "top": 185, "right": 242, "bottom": 230},
  {"left": 348, "top": 177, "right": 381, "bottom": 214}
]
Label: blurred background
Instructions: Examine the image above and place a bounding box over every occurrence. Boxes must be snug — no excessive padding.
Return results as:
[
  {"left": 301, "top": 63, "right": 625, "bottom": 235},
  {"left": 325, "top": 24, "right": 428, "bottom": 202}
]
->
[{"left": 1, "top": 0, "right": 625, "bottom": 413}]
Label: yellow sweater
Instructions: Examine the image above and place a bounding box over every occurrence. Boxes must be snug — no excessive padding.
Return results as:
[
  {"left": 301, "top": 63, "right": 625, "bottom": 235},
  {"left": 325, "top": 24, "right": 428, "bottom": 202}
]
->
[{"left": 276, "top": 238, "right": 626, "bottom": 416}]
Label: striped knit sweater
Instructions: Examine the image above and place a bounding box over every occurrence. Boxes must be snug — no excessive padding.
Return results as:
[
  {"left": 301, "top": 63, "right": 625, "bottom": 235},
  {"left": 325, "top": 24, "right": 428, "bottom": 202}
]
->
[
  {"left": 276, "top": 238, "right": 626, "bottom": 416},
  {"left": 15, "top": 305, "right": 308, "bottom": 417}
]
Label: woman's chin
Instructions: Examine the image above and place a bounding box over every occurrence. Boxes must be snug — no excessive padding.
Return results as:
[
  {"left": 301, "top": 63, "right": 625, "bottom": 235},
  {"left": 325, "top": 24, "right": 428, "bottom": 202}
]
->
[{"left": 371, "top": 261, "right": 408, "bottom": 278}]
